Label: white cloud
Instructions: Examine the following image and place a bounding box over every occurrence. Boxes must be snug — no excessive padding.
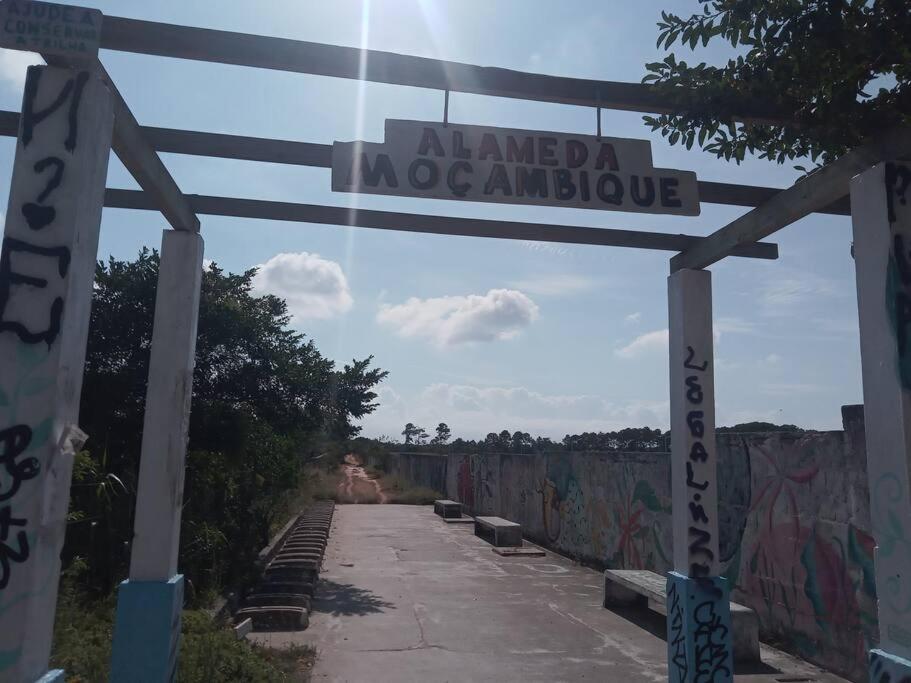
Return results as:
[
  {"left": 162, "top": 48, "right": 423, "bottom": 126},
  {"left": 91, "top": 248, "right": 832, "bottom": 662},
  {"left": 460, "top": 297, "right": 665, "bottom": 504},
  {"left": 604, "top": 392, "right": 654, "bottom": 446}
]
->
[
  {"left": 251, "top": 251, "right": 352, "bottom": 322},
  {"left": 377, "top": 288, "right": 539, "bottom": 347},
  {"left": 0, "top": 49, "right": 42, "bottom": 90},
  {"left": 624, "top": 312, "right": 642, "bottom": 325},
  {"left": 765, "top": 353, "right": 781, "bottom": 365},
  {"left": 508, "top": 274, "right": 596, "bottom": 296},
  {"left": 759, "top": 274, "right": 839, "bottom": 315},
  {"left": 615, "top": 329, "right": 668, "bottom": 358},
  {"left": 714, "top": 317, "right": 756, "bottom": 336},
  {"left": 615, "top": 317, "right": 756, "bottom": 358},
  {"left": 357, "top": 382, "right": 669, "bottom": 439},
  {"left": 202, "top": 258, "right": 214, "bottom": 271},
  {"left": 520, "top": 241, "right": 569, "bottom": 257}
]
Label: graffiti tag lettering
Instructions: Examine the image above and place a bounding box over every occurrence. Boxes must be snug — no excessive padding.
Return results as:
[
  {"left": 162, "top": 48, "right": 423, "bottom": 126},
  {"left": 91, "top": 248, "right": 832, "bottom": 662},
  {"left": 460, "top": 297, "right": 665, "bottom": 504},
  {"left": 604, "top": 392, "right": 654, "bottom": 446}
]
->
[
  {"left": 0, "top": 424, "right": 39, "bottom": 502},
  {"left": 0, "top": 66, "right": 89, "bottom": 612},
  {"left": 692, "top": 599, "right": 732, "bottom": 682},
  {"left": 668, "top": 581, "right": 688, "bottom": 680},
  {"left": 682, "top": 345, "right": 714, "bottom": 579}
]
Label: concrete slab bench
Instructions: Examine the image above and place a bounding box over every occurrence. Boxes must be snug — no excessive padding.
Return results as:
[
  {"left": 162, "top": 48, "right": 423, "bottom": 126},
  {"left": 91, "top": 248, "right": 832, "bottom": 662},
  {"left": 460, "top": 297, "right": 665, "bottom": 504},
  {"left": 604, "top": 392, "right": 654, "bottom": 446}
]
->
[
  {"left": 434, "top": 499, "right": 463, "bottom": 519},
  {"left": 270, "top": 558, "right": 320, "bottom": 571},
  {"left": 245, "top": 593, "right": 311, "bottom": 609},
  {"left": 274, "top": 552, "right": 322, "bottom": 563},
  {"left": 281, "top": 543, "right": 324, "bottom": 554},
  {"left": 264, "top": 566, "right": 318, "bottom": 583},
  {"left": 603, "top": 569, "right": 760, "bottom": 663},
  {"left": 474, "top": 516, "right": 522, "bottom": 547},
  {"left": 257, "top": 580, "right": 315, "bottom": 596},
  {"left": 235, "top": 605, "right": 309, "bottom": 631}
]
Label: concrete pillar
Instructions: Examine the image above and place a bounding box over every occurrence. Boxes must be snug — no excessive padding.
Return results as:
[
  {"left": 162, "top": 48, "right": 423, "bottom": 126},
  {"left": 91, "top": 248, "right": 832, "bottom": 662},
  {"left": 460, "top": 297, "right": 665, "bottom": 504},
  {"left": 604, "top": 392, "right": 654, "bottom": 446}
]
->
[
  {"left": 851, "top": 161, "right": 911, "bottom": 680},
  {"left": 110, "top": 229, "right": 203, "bottom": 682},
  {"left": 0, "top": 65, "right": 112, "bottom": 683},
  {"left": 665, "top": 268, "right": 734, "bottom": 683}
]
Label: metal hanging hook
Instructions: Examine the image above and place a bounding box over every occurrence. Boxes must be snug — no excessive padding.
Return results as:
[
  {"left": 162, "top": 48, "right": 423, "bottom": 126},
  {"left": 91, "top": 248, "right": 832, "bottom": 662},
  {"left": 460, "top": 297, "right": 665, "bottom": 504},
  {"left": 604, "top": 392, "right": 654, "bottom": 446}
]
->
[
  {"left": 443, "top": 89, "right": 450, "bottom": 127},
  {"left": 596, "top": 88, "right": 602, "bottom": 140}
]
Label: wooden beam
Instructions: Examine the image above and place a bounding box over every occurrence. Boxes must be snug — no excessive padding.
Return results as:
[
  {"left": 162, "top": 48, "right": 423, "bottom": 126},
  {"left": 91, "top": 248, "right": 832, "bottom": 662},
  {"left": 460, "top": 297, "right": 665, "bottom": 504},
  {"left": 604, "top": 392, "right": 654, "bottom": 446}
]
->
[
  {"left": 0, "top": 110, "right": 848, "bottom": 216},
  {"left": 102, "top": 188, "right": 778, "bottom": 259},
  {"left": 99, "top": 15, "right": 786, "bottom": 122},
  {"left": 698, "top": 180, "right": 849, "bottom": 217},
  {"left": 670, "top": 127, "right": 911, "bottom": 272},
  {"left": 41, "top": 56, "right": 200, "bottom": 232},
  {"left": 98, "top": 64, "right": 200, "bottom": 232},
  {"left": 143, "top": 124, "right": 333, "bottom": 168}
]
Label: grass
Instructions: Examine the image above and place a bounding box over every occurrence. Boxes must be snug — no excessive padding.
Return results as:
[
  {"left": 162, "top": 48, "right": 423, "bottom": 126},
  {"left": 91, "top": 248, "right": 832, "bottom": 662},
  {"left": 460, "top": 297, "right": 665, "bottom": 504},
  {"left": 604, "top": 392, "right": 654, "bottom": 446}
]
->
[
  {"left": 377, "top": 474, "right": 442, "bottom": 505},
  {"left": 51, "top": 571, "right": 315, "bottom": 682}
]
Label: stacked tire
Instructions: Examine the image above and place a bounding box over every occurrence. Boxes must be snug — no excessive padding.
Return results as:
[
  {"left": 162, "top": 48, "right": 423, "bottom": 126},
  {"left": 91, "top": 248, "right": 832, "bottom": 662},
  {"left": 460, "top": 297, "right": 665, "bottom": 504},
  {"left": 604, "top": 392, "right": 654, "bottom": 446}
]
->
[{"left": 235, "top": 501, "right": 335, "bottom": 631}]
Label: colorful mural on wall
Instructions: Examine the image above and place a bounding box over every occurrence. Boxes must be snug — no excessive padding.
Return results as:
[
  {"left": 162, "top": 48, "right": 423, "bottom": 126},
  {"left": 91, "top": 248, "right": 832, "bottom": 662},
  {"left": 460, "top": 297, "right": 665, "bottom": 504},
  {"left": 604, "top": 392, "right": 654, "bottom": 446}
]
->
[
  {"left": 385, "top": 418, "right": 878, "bottom": 681},
  {"left": 731, "top": 437, "right": 877, "bottom": 681}
]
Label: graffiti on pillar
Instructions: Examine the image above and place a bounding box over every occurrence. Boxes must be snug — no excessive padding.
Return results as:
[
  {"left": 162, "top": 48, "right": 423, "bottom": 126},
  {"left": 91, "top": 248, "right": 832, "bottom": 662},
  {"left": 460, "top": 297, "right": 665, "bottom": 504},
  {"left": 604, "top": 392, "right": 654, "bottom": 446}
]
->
[
  {"left": 878, "top": 160, "right": 911, "bottom": 659},
  {"left": 0, "top": 65, "right": 89, "bottom": 647},
  {"left": 692, "top": 593, "right": 732, "bottom": 681},
  {"left": 667, "top": 572, "right": 733, "bottom": 683},
  {"left": 872, "top": 472, "right": 911, "bottom": 644},
  {"left": 0, "top": 425, "right": 39, "bottom": 589},
  {"left": 683, "top": 344, "right": 715, "bottom": 578},
  {"left": 668, "top": 580, "right": 688, "bottom": 680}
]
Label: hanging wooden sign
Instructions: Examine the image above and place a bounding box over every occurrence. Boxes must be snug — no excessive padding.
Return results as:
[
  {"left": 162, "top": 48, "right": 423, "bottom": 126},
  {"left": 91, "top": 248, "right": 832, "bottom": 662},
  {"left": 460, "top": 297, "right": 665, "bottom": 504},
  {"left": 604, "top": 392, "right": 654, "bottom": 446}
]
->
[
  {"left": 332, "top": 119, "right": 700, "bottom": 216},
  {"left": 0, "top": 0, "right": 102, "bottom": 61}
]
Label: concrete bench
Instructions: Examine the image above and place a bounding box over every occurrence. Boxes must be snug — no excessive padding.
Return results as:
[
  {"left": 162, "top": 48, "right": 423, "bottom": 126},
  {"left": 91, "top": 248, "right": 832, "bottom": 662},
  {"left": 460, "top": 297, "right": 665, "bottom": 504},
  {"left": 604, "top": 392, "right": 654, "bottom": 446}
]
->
[
  {"left": 434, "top": 499, "right": 463, "bottom": 518},
  {"left": 603, "top": 569, "right": 760, "bottom": 663},
  {"left": 474, "top": 516, "right": 522, "bottom": 547},
  {"left": 235, "top": 605, "right": 309, "bottom": 631},
  {"left": 245, "top": 593, "right": 311, "bottom": 610},
  {"left": 257, "top": 580, "right": 315, "bottom": 596}
]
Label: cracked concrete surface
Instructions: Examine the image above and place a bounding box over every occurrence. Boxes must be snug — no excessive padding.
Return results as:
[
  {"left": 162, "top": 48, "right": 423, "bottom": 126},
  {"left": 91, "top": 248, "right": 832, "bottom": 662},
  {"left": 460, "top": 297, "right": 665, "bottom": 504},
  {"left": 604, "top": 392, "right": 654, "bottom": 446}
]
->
[{"left": 250, "top": 505, "right": 849, "bottom": 683}]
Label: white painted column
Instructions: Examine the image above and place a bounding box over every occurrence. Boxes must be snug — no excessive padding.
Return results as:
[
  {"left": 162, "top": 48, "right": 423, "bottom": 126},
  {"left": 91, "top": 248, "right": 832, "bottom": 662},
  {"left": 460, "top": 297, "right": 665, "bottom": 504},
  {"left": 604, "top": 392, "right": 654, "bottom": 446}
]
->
[
  {"left": 0, "top": 65, "right": 113, "bottom": 682},
  {"left": 851, "top": 161, "right": 911, "bottom": 679},
  {"left": 665, "top": 268, "right": 733, "bottom": 683},
  {"left": 129, "top": 229, "right": 203, "bottom": 581},
  {"left": 669, "top": 268, "right": 719, "bottom": 578},
  {"left": 111, "top": 228, "right": 203, "bottom": 682}
]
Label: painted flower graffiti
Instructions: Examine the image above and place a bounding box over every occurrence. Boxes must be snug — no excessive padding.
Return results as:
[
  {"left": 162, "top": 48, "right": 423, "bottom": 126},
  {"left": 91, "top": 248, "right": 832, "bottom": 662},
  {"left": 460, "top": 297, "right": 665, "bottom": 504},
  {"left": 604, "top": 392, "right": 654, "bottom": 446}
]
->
[
  {"left": 737, "top": 440, "right": 877, "bottom": 681},
  {"left": 611, "top": 479, "right": 670, "bottom": 570},
  {"left": 536, "top": 456, "right": 670, "bottom": 570}
]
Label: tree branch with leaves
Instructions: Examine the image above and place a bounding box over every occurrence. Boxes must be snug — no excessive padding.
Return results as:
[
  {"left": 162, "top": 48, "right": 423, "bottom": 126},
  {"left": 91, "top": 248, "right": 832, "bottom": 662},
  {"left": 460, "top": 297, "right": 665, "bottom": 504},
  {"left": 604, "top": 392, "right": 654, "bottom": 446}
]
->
[{"left": 643, "top": 0, "right": 910, "bottom": 170}]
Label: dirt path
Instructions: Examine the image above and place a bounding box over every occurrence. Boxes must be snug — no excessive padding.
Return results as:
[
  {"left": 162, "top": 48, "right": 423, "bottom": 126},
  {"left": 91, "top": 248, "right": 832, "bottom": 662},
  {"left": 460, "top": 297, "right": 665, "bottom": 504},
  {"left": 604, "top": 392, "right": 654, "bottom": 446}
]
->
[{"left": 338, "top": 454, "right": 388, "bottom": 504}]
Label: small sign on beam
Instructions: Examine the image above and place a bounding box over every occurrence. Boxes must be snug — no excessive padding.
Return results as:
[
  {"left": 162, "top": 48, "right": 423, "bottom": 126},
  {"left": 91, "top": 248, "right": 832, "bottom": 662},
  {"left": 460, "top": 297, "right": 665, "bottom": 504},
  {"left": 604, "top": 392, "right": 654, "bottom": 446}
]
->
[
  {"left": 0, "top": 0, "right": 102, "bottom": 61},
  {"left": 332, "top": 119, "right": 700, "bottom": 216}
]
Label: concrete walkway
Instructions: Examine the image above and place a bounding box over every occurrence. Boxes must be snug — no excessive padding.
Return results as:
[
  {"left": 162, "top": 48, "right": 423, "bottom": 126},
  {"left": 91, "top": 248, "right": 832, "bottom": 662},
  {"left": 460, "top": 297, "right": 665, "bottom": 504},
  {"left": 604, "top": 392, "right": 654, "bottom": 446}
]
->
[{"left": 251, "top": 505, "right": 849, "bottom": 683}]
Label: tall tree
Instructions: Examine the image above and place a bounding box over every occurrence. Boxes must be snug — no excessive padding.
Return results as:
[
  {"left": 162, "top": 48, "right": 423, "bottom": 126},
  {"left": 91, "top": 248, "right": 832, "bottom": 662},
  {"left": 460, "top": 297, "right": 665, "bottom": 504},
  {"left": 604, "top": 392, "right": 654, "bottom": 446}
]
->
[
  {"left": 71, "top": 251, "right": 387, "bottom": 592},
  {"left": 402, "top": 423, "right": 420, "bottom": 444},
  {"left": 433, "top": 423, "right": 452, "bottom": 444},
  {"left": 643, "top": 1, "right": 910, "bottom": 167}
]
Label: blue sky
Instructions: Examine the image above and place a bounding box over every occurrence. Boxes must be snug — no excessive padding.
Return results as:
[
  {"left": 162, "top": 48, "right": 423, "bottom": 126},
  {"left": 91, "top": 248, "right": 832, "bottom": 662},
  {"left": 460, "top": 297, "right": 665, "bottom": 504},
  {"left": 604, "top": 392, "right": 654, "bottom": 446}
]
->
[{"left": 0, "top": 1, "right": 861, "bottom": 439}]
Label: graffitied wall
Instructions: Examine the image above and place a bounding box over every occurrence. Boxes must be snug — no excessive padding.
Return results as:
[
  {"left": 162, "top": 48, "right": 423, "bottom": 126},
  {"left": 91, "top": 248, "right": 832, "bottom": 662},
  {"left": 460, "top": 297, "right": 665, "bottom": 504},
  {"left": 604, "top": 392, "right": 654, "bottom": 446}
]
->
[{"left": 379, "top": 407, "right": 877, "bottom": 682}]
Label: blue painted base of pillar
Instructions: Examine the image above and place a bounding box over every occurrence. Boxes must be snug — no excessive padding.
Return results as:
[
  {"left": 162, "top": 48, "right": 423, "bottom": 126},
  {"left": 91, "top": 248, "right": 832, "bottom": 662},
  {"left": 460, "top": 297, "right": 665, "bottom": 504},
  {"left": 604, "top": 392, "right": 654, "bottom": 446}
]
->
[
  {"left": 110, "top": 575, "right": 184, "bottom": 683},
  {"left": 666, "top": 571, "right": 734, "bottom": 683},
  {"left": 34, "top": 670, "right": 65, "bottom": 682},
  {"left": 870, "top": 649, "right": 911, "bottom": 682}
]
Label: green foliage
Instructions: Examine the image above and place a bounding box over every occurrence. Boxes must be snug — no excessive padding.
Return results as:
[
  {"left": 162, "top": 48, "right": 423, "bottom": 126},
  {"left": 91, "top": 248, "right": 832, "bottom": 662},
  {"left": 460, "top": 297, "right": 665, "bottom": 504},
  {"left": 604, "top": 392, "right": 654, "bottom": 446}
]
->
[
  {"left": 401, "top": 422, "right": 428, "bottom": 444},
  {"left": 51, "top": 569, "right": 307, "bottom": 682},
  {"left": 643, "top": 1, "right": 910, "bottom": 167},
  {"left": 716, "top": 421, "right": 805, "bottom": 433},
  {"left": 379, "top": 475, "right": 442, "bottom": 505},
  {"left": 432, "top": 422, "right": 451, "bottom": 444},
  {"left": 66, "top": 251, "right": 386, "bottom": 596}
]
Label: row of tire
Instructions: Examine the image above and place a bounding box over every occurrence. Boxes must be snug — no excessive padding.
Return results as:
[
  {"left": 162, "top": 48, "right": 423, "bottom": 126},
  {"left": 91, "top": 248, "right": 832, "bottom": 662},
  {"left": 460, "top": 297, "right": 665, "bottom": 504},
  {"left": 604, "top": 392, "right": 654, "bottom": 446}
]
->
[{"left": 235, "top": 501, "right": 335, "bottom": 630}]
